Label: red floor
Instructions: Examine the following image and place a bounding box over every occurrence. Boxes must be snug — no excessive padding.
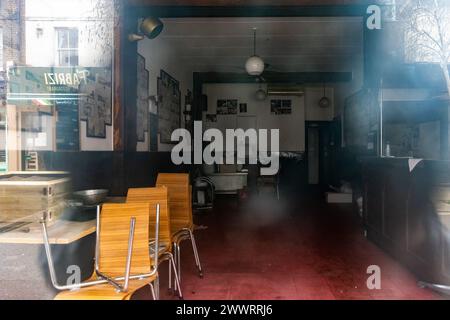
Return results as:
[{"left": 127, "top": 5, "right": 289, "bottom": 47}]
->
[{"left": 137, "top": 192, "right": 446, "bottom": 300}]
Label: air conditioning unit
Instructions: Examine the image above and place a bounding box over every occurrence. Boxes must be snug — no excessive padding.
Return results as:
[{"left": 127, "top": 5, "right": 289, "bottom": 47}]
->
[{"left": 267, "top": 84, "right": 304, "bottom": 97}]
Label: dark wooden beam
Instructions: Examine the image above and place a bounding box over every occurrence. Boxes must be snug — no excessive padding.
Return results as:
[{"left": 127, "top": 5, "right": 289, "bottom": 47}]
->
[
  {"left": 127, "top": 0, "right": 370, "bottom": 5},
  {"left": 122, "top": 11, "right": 139, "bottom": 152},
  {"left": 113, "top": 7, "right": 124, "bottom": 151},
  {"left": 195, "top": 71, "right": 353, "bottom": 84},
  {"left": 127, "top": 5, "right": 368, "bottom": 18}
]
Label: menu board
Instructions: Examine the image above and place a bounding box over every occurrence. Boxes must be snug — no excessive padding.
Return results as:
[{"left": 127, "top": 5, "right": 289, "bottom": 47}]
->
[{"left": 55, "top": 99, "right": 80, "bottom": 151}]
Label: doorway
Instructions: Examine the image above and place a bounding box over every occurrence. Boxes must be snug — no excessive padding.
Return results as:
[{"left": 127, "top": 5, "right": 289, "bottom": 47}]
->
[{"left": 306, "top": 122, "right": 333, "bottom": 188}]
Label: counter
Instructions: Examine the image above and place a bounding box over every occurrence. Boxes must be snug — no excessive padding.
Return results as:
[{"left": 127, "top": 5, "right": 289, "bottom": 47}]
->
[{"left": 361, "top": 157, "right": 450, "bottom": 285}]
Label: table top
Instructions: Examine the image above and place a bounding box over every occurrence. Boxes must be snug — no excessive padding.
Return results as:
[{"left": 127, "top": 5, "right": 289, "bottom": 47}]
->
[
  {"left": 0, "top": 219, "right": 96, "bottom": 245},
  {"left": 0, "top": 197, "right": 126, "bottom": 245}
]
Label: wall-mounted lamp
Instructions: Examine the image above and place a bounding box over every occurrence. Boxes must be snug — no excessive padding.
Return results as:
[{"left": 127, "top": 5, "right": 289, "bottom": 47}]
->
[
  {"left": 36, "top": 27, "right": 43, "bottom": 38},
  {"left": 128, "top": 17, "right": 164, "bottom": 42}
]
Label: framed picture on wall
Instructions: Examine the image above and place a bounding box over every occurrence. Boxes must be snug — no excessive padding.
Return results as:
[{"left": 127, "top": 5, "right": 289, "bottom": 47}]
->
[
  {"left": 149, "top": 112, "right": 159, "bottom": 151},
  {"left": 205, "top": 114, "right": 217, "bottom": 122},
  {"left": 270, "top": 99, "right": 292, "bottom": 115},
  {"left": 217, "top": 100, "right": 227, "bottom": 114},
  {"left": 78, "top": 68, "right": 112, "bottom": 139},
  {"left": 157, "top": 70, "right": 181, "bottom": 144},
  {"left": 136, "top": 54, "right": 149, "bottom": 143},
  {"left": 217, "top": 99, "right": 238, "bottom": 115}
]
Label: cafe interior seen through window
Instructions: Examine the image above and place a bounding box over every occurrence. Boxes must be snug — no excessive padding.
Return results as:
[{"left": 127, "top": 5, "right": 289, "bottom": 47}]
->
[{"left": 2, "top": 0, "right": 450, "bottom": 302}]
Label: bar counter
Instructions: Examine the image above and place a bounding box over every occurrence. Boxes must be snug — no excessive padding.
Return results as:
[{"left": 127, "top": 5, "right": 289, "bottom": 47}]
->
[{"left": 361, "top": 157, "right": 450, "bottom": 286}]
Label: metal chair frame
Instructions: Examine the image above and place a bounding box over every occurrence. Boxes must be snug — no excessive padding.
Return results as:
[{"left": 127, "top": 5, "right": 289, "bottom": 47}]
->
[{"left": 41, "top": 204, "right": 160, "bottom": 299}]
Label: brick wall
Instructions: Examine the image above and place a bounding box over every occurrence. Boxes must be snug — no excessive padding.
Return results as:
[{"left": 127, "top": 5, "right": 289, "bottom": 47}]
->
[{"left": 0, "top": 0, "right": 24, "bottom": 70}]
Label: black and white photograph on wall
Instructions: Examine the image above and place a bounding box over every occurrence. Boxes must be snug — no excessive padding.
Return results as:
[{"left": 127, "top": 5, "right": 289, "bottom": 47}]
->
[
  {"left": 239, "top": 103, "right": 247, "bottom": 113},
  {"left": 205, "top": 114, "right": 217, "bottom": 122},
  {"left": 217, "top": 100, "right": 227, "bottom": 114},
  {"left": 217, "top": 99, "right": 238, "bottom": 115},
  {"left": 271, "top": 99, "right": 292, "bottom": 115}
]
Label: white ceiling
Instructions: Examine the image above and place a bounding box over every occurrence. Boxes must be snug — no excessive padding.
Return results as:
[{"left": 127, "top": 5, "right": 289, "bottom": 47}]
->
[{"left": 158, "top": 17, "right": 363, "bottom": 73}]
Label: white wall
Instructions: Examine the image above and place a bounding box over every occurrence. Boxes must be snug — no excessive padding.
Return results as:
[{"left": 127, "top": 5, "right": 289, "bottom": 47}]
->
[
  {"left": 25, "top": 0, "right": 114, "bottom": 67},
  {"left": 137, "top": 35, "right": 193, "bottom": 152},
  {"left": 23, "top": 0, "right": 114, "bottom": 151},
  {"left": 202, "top": 83, "right": 306, "bottom": 152}
]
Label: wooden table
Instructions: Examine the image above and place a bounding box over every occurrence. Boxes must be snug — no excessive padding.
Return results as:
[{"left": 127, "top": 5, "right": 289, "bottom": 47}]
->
[
  {"left": 0, "top": 219, "right": 96, "bottom": 245},
  {"left": 0, "top": 197, "right": 125, "bottom": 245},
  {"left": 0, "top": 197, "right": 125, "bottom": 299}
]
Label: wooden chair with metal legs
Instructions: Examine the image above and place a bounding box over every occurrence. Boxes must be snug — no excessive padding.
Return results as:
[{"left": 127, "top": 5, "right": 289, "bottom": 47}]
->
[
  {"left": 156, "top": 173, "right": 203, "bottom": 285},
  {"left": 41, "top": 203, "right": 160, "bottom": 300},
  {"left": 126, "top": 186, "right": 183, "bottom": 298}
]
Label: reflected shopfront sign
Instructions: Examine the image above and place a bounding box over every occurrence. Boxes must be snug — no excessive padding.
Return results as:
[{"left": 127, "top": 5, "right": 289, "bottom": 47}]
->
[{"left": 7, "top": 67, "right": 112, "bottom": 151}]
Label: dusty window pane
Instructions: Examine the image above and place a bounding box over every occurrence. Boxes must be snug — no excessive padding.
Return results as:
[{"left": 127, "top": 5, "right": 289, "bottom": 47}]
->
[{"left": 57, "top": 29, "right": 69, "bottom": 48}]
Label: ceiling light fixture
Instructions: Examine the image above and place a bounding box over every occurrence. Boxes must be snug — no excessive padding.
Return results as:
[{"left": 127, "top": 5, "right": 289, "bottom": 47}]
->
[
  {"left": 318, "top": 84, "right": 330, "bottom": 108},
  {"left": 255, "top": 89, "right": 267, "bottom": 101},
  {"left": 255, "top": 82, "right": 267, "bottom": 101},
  {"left": 245, "top": 28, "right": 265, "bottom": 76}
]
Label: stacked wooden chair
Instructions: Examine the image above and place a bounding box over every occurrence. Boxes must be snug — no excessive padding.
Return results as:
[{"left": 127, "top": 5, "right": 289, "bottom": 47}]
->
[
  {"left": 126, "top": 186, "right": 182, "bottom": 298},
  {"left": 41, "top": 203, "right": 160, "bottom": 300},
  {"left": 156, "top": 173, "right": 203, "bottom": 283}
]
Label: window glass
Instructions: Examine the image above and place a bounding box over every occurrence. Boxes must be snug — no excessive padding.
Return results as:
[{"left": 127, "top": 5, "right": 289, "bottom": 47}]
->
[{"left": 0, "top": 0, "right": 115, "bottom": 173}]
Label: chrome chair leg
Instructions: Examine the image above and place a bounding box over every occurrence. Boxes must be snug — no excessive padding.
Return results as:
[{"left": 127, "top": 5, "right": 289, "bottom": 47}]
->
[
  {"left": 169, "top": 253, "right": 183, "bottom": 299},
  {"left": 189, "top": 229, "right": 203, "bottom": 278},
  {"left": 155, "top": 276, "right": 160, "bottom": 300},
  {"left": 149, "top": 283, "right": 157, "bottom": 300},
  {"left": 418, "top": 281, "right": 450, "bottom": 295},
  {"left": 172, "top": 242, "right": 180, "bottom": 289},
  {"left": 168, "top": 255, "right": 172, "bottom": 293},
  {"left": 177, "top": 244, "right": 181, "bottom": 283}
]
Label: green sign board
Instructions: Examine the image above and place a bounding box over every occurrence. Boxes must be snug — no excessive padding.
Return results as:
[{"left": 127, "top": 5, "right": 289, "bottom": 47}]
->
[{"left": 7, "top": 67, "right": 112, "bottom": 150}]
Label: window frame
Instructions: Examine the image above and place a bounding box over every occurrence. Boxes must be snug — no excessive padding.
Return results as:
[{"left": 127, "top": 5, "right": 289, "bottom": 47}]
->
[{"left": 55, "top": 27, "right": 79, "bottom": 67}]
